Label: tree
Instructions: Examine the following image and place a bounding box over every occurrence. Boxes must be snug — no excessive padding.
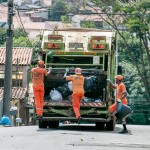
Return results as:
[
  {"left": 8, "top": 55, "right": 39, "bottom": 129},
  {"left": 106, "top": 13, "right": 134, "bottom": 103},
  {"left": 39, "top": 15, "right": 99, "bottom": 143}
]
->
[
  {"left": 61, "top": 15, "right": 70, "bottom": 23},
  {"left": 0, "top": 28, "right": 6, "bottom": 46},
  {"left": 83, "top": 0, "right": 150, "bottom": 102},
  {"left": 0, "top": 28, "right": 40, "bottom": 47},
  {"left": 49, "top": 0, "right": 68, "bottom": 21},
  {"left": 117, "top": 32, "right": 150, "bottom": 124},
  {"left": 13, "top": 36, "right": 31, "bottom": 47},
  {"left": 13, "top": 28, "right": 26, "bottom": 38},
  {"left": 81, "top": 20, "right": 96, "bottom": 28}
]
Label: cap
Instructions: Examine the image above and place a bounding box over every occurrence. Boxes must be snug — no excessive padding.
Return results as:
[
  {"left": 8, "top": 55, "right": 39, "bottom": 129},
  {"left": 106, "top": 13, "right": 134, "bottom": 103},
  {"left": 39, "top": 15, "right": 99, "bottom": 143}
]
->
[
  {"left": 38, "top": 60, "right": 44, "bottom": 66},
  {"left": 115, "top": 75, "right": 123, "bottom": 81},
  {"left": 75, "top": 68, "right": 82, "bottom": 74}
]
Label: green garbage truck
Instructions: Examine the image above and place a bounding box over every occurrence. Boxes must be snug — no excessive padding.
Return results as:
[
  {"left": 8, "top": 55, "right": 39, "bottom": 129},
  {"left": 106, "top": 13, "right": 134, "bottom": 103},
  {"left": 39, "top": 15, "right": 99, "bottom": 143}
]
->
[{"left": 36, "top": 28, "right": 117, "bottom": 130}]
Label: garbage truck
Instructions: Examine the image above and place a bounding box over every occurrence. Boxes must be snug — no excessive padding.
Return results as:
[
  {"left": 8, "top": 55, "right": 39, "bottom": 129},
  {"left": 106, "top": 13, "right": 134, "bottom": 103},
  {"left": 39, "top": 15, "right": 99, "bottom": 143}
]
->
[{"left": 36, "top": 28, "right": 117, "bottom": 130}]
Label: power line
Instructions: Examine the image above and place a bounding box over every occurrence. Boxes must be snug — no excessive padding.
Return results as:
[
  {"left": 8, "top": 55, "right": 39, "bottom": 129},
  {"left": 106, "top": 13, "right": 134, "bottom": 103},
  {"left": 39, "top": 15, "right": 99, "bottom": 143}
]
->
[{"left": 15, "top": 8, "right": 33, "bottom": 46}]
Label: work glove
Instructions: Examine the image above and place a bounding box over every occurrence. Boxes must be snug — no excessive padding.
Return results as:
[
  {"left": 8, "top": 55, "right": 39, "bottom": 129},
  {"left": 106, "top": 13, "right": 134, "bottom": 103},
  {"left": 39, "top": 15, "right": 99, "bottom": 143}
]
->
[
  {"left": 47, "top": 67, "right": 52, "bottom": 74},
  {"left": 117, "top": 99, "right": 121, "bottom": 103},
  {"left": 48, "top": 67, "right": 52, "bottom": 71},
  {"left": 65, "top": 68, "right": 69, "bottom": 73},
  {"left": 106, "top": 79, "right": 111, "bottom": 82}
]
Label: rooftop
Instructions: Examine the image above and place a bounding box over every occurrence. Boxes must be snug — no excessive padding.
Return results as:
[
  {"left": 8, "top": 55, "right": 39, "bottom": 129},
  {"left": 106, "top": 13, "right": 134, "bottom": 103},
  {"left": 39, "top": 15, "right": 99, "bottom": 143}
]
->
[
  {"left": 0, "top": 47, "right": 33, "bottom": 66},
  {"left": 0, "top": 87, "right": 27, "bottom": 100}
]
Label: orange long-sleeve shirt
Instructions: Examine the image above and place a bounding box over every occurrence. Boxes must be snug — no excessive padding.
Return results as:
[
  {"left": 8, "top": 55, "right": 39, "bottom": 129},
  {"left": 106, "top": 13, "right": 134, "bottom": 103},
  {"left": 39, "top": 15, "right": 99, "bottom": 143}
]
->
[
  {"left": 31, "top": 67, "right": 48, "bottom": 86},
  {"left": 66, "top": 74, "right": 84, "bottom": 94},
  {"left": 116, "top": 82, "right": 127, "bottom": 105}
]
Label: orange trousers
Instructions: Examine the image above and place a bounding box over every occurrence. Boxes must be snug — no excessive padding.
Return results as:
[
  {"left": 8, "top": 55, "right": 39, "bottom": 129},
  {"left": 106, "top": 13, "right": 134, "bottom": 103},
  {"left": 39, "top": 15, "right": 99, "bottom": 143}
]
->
[
  {"left": 33, "top": 86, "right": 44, "bottom": 116},
  {"left": 72, "top": 93, "right": 84, "bottom": 119}
]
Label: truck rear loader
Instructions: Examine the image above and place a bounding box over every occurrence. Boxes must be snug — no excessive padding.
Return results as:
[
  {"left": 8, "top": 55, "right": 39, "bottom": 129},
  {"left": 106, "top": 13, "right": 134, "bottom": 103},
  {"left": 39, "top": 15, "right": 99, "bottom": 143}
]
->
[{"left": 36, "top": 28, "right": 117, "bottom": 130}]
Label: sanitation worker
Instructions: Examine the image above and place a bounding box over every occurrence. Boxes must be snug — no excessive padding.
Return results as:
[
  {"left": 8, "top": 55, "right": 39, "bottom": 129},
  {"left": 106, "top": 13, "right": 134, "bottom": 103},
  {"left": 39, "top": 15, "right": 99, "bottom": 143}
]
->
[
  {"left": 107, "top": 75, "right": 128, "bottom": 134},
  {"left": 64, "top": 68, "right": 84, "bottom": 123},
  {"left": 31, "top": 60, "right": 51, "bottom": 118}
]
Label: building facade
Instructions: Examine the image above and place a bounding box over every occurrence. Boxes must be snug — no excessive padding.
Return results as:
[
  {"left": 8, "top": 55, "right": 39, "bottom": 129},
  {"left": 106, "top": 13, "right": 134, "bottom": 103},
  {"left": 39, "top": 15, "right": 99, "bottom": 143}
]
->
[{"left": 0, "top": 47, "right": 33, "bottom": 125}]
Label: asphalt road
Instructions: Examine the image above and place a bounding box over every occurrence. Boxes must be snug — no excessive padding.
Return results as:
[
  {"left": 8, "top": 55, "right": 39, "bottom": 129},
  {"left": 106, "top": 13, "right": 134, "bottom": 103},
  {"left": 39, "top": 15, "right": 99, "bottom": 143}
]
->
[{"left": 0, "top": 124, "right": 150, "bottom": 150}]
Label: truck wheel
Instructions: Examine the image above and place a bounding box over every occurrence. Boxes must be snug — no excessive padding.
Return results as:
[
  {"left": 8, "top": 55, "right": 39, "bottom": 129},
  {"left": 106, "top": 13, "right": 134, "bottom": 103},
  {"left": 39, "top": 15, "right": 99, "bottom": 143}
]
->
[
  {"left": 106, "top": 119, "right": 115, "bottom": 131},
  {"left": 95, "top": 122, "right": 105, "bottom": 130},
  {"left": 38, "top": 120, "right": 48, "bottom": 129},
  {"left": 48, "top": 121, "right": 59, "bottom": 128}
]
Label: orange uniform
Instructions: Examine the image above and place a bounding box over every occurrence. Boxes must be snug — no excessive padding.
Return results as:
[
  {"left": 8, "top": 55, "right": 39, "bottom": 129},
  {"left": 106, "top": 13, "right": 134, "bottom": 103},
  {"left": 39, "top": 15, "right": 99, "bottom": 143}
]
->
[
  {"left": 31, "top": 67, "right": 48, "bottom": 116},
  {"left": 116, "top": 83, "right": 127, "bottom": 105},
  {"left": 66, "top": 75, "right": 84, "bottom": 119},
  {"left": 109, "top": 82, "right": 128, "bottom": 113}
]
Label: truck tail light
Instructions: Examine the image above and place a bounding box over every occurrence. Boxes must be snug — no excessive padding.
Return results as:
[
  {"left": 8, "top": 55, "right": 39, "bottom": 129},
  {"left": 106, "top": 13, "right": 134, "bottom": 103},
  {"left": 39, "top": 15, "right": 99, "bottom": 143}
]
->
[
  {"left": 98, "top": 44, "right": 105, "bottom": 49},
  {"left": 91, "top": 44, "right": 97, "bottom": 49},
  {"left": 46, "top": 43, "right": 61, "bottom": 49},
  {"left": 90, "top": 44, "right": 106, "bottom": 50}
]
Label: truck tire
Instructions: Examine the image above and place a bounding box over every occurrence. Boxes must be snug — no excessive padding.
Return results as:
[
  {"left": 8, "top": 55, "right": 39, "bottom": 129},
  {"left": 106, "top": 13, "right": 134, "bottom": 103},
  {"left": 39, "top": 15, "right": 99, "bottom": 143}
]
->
[
  {"left": 48, "top": 121, "right": 59, "bottom": 128},
  {"left": 106, "top": 119, "right": 115, "bottom": 131},
  {"left": 95, "top": 122, "right": 105, "bottom": 130},
  {"left": 38, "top": 120, "right": 48, "bottom": 129}
]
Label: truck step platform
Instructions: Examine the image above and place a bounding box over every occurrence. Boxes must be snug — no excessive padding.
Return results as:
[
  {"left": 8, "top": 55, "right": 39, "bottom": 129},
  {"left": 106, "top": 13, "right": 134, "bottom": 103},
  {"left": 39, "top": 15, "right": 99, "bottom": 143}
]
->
[{"left": 36, "top": 116, "right": 111, "bottom": 122}]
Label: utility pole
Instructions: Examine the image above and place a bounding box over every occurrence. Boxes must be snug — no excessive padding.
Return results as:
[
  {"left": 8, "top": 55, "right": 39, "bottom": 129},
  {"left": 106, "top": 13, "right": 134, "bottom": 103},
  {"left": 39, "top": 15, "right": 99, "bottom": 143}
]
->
[{"left": 2, "top": 0, "right": 14, "bottom": 116}]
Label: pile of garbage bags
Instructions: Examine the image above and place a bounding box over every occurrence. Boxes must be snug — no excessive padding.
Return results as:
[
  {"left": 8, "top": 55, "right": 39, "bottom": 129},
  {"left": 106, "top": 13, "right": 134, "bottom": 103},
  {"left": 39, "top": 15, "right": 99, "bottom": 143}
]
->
[
  {"left": 48, "top": 82, "right": 72, "bottom": 102},
  {"left": 46, "top": 76, "right": 102, "bottom": 102}
]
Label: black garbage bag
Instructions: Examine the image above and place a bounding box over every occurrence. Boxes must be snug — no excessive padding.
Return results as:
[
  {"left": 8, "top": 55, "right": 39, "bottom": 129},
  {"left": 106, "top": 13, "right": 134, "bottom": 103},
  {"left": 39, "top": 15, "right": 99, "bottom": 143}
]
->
[
  {"left": 84, "top": 76, "right": 96, "bottom": 92},
  {"left": 84, "top": 76, "right": 100, "bottom": 98},
  {"left": 44, "top": 95, "right": 50, "bottom": 102},
  {"left": 56, "top": 86, "right": 68, "bottom": 97},
  {"left": 116, "top": 101, "right": 133, "bottom": 119},
  {"left": 63, "top": 83, "right": 72, "bottom": 95},
  {"left": 56, "top": 84, "right": 72, "bottom": 97},
  {"left": 90, "top": 76, "right": 99, "bottom": 96}
]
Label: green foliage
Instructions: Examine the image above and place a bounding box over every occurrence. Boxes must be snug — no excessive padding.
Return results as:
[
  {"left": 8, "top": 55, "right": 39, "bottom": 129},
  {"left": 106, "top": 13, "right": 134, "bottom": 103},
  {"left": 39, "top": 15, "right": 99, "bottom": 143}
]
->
[
  {"left": 0, "top": 27, "right": 42, "bottom": 48},
  {"left": 118, "top": 32, "right": 149, "bottom": 100},
  {"left": 0, "top": 28, "right": 6, "bottom": 46},
  {"left": 49, "top": 0, "right": 68, "bottom": 21},
  {"left": 120, "top": 61, "right": 147, "bottom": 102},
  {"left": 61, "top": 15, "right": 70, "bottom": 23},
  {"left": 13, "top": 36, "right": 31, "bottom": 47},
  {"left": 118, "top": 32, "right": 141, "bottom": 62},
  {"left": 128, "top": 113, "right": 147, "bottom": 125},
  {"left": 81, "top": 21, "right": 96, "bottom": 28},
  {"left": 0, "top": 28, "right": 41, "bottom": 66},
  {"left": 13, "top": 28, "right": 26, "bottom": 38},
  {"left": 31, "top": 48, "right": 41, "bottom": 66},
  {"left": 118, "top": 32, "right": 150, "bottom": 124},
  {"left": 120, "top": 0, "right": 150, "bottom": 36}
]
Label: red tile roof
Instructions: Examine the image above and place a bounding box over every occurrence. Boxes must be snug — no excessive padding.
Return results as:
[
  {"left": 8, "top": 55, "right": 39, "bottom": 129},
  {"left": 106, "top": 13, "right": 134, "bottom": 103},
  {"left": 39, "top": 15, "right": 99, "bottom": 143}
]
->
[
  {"left": 0, "top": 47, "right": 33, "bottom": 65},
  {"left": 0, "top": 87, "right": 27, "bottom": 100}
]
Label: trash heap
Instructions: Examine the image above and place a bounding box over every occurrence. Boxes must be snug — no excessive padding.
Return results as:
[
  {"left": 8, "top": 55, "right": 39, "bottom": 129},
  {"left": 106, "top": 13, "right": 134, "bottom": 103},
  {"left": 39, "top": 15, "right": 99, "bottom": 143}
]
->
[{"left": 45, "top": 76, "right": 102, "bottom": 102}]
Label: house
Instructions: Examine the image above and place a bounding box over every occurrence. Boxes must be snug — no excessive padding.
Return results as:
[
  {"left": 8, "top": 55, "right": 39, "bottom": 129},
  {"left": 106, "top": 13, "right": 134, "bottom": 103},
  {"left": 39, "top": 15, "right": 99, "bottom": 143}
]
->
[
  {"left": 0, "top": 87, "right": 28, "bottom": 124},
  {"left": 71, "top": 14, "right": 104, "bottom": 28},
  {"left": 14, "top": 0, "right": 32, "bottom": 6},
  {"left": 0, "top": 4, "right": 74, "bottom": 38},
  {"left": 26, "top": 8, "right": 48, "bottom": 22},
  {"left": 0, "top": 47, "right": 33, "bottom": 125}
]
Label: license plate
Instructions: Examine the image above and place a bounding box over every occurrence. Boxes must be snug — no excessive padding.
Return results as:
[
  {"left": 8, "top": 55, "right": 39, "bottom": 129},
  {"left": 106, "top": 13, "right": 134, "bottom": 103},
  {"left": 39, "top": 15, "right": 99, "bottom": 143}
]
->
[{"left": 69, "top": 43, "right": 83, "bottom": 49}]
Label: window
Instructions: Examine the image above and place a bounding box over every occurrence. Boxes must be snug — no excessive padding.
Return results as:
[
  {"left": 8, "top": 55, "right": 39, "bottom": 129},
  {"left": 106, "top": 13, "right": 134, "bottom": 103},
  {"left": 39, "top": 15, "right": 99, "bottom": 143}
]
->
[{"left": 0, "top": 72, "right": 23, "bottom": 87}]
